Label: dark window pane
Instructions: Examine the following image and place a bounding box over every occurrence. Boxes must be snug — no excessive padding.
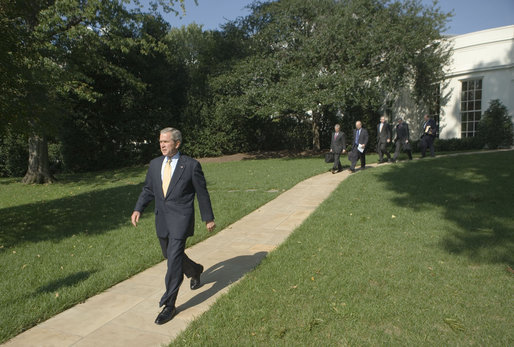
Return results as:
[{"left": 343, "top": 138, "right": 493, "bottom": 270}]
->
[
  {"left": 468, "top": 101, "right": 475, "bottom": 111},
  {"left": 462, "top": 113, "right": 468, "bottom": 122},
  {"left": 462, "top": 81, "right": 468, "bottom": 90},
  {"left": 477, "top": 79, "right": 482, "bottom": 89},
  {"left": 475, "top": 111, "right": 481, "bottom": 121},
  {"left": 462, "top": 102, "right": 467, "bottom": 111},
  {"left": 462, "top": 91, "right": 467, "bottom": 101},
  {"left": 476, "top": 90, "right": 482, "bottom": 100},
  {"left": 475, "top": 100, "right": 481, "bottom": 110},
  {"left": 462, "top": 122, "right": 468, "bottom": 131}
]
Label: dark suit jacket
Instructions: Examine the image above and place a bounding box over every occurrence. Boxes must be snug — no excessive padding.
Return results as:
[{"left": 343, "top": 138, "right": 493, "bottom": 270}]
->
[
  {"left": 330, "top": 132, "right": 346, "bottom": 153},
  {"left": 422, "top": 118, "right": 437, "bottom": 137},
  {"left": 134, "top": 154, "right": 214, "bottom": 240},
  {"left": 352, "top": 128, "right": 369, "bottom": 148},
  {"left": 377, "top": 122, "right": 391, "bottom": 143},
  {"left": 395, "top": 123, "right": 410, "bottom": 142}
]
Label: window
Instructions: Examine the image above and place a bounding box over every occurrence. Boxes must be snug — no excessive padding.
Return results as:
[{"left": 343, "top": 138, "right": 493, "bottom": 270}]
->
[{"left": 461, "top": 79, "right": 482, "bottom": 138}]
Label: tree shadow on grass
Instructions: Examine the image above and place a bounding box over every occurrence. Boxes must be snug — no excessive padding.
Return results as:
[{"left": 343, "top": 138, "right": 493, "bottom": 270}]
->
[
  {"left": 376, "top": 151, "right": 514, "bottom": 264},
  {"left": 35, "top": 270, "right": 98, "bottom": 294},
  {"left": 177, "top": 252, "right": 268, "bottom": 312},
  {"left": 0, "top": 183, "right": 147, "bottom": 249}
]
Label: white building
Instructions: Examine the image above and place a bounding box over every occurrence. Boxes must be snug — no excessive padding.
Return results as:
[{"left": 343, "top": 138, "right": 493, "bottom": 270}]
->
[{"left": 392, "top": 25, "right": 514, "bottom": 139}]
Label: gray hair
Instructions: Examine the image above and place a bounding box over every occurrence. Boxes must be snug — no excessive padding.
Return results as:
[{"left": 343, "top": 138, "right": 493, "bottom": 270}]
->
[{"left": 160, "top": 127, "right": 182, "bottom": 143}]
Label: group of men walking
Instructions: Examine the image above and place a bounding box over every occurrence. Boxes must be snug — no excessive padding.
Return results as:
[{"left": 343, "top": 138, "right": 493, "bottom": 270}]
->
[{"left": 330, "top": 114, "right": 437, "bottom": 173}]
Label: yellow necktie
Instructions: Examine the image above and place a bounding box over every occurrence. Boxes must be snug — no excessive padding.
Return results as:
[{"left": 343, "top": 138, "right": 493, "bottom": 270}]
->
[{"left": 162, "top": 159, "right": 172, "bottom": 196}]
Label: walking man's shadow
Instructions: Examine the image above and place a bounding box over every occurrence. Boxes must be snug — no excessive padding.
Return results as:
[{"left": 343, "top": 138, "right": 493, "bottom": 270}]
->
[{"left": 177, "top": 252, "right": 268, "bottom": 311}]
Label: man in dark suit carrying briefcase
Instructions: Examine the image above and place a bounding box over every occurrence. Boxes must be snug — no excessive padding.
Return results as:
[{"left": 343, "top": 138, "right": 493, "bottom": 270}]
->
[
  {"left": 330, "top": 124, "right": 346, "bottom": 173},
  {"left": 376, "top": 116, "right": 392, "bottom": 163},
  {"left": 131, "top": 127, "right": 216, "bottom": 325}
]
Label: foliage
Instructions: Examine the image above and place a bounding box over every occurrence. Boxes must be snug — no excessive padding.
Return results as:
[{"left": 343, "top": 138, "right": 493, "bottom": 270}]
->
[
  {"left": 0, "top": 129, "right": 28, "bottom": 177},
  {"left": 477, "top": 99, "right": 513, "bottom": 149},
  {"left": 173, "top": 152, "right": 514, "bottom": 346},
  {"left": 408, "top": 136, "right": 485, "bottom": 153},
  {"left": 211, "top": 0, "right": 452, "bottom": 150},
  {"left": 0, "top": 156, "right": 327, "bottom": 342}
]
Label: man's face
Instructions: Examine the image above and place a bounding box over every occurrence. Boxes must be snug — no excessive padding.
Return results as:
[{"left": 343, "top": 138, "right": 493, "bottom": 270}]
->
[
  {"left": 356, "top": 122, "right": 362, "bottom": 129},
  {"left": 160, "top": 132, "right": 180, "bottom": 157},
  {"left": 424, "top": 115, "right": 429, "bottom": 121},
  {"left": 398, "top": 119, "right": 403, "bottom": 125},
  {"left": 335, "top": 125, "right": 340, "bottom": 133},
  {"left": 380, "top": 117, "right": 385, "bottom": 123}
]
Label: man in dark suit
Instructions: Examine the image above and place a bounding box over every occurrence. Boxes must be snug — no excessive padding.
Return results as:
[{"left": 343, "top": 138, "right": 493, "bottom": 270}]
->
[
  {"left": 376, "top": 116, "right": 391, "bottom": 163},
  {"left": 131, "top": 127, "right": 216, "bottom": 325},
  {"left": 349, "top": 121, "right": 368, "bottom": 172},
  {"left": 420, "top": 114, "right": 437, "bottom": 157},
  {"left": 392, "top": 118, "right": 412, "bottom": 162},
  {"left": 330, "top": 124, "right": 346, "bottom": 174}
]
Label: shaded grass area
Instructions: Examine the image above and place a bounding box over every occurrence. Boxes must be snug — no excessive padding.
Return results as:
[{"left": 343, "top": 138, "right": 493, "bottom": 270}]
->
[
  {"left": 0, "top": 156, "right": 329, "bottom": 343},
  {"left": 172, "top": 151, "right": 514, "bottom": 346}
]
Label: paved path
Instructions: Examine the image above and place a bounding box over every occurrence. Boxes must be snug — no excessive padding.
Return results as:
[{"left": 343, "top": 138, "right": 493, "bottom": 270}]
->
[
  {"left": 5, "top": 148, "right": 511, "bottom": 346},
  {"left": 4, "top": 165, "right": 358, "bottom": 347}
]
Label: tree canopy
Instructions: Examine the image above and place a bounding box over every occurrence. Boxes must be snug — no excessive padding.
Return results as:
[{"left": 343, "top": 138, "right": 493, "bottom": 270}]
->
[{"left": 0, "top": 0, "right": 453, "bottom": 181}]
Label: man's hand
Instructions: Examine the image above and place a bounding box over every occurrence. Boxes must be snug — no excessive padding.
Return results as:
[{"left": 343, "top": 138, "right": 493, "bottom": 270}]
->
[
  {"left": 405, "top": 140, "right": 409, "bottom": 143},
  {"left": 387, "top": 139, "right": 390, "bottom": 143},
  {"left": 361, "top": 144, "right": 366, "bottom": 148},
  {"left": 206, "top": 221, "right": 216, "bottom": 232},
  {"left": 330, "top": 149, "right": 333, "bottom": 153},
  {"left": 131, "top": 211, "right": 141, "bottom": 227},
  {"left": 342, "top": 149, "right": 346, "bottom": 154}
]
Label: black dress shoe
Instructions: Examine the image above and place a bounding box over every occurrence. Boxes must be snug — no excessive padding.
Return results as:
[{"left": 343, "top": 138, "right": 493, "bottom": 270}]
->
[
  {"left": 190, "top": 265, "right": 204, "bottom": 290},
  {"left": 349, "top": 168, "right": 356, "bottom": 173},
  {"left": 155, "top": 305, "right": 176, "bottom": 325}
]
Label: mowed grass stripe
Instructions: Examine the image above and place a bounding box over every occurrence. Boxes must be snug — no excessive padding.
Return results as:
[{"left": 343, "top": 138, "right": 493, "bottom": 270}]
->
[
  {"left": 172, "top": 151, "right": 513, "bottom": 346},
  {"left": 0, "top": 156, "right": 329, "bottom": 343}
]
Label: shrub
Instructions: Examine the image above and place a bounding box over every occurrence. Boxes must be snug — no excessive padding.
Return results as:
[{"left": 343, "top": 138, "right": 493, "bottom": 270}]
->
[
  {"left": 477, "top": 99, "right": 513, "bottom": 149},
  {"left": 0, "top": 130, "right": 28, "bottom": 177}
]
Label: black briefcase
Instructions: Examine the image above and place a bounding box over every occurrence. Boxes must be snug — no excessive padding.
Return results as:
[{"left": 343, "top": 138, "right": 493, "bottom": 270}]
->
[{"left": 325, "top": 152, "right": 335, "bottom": 163}]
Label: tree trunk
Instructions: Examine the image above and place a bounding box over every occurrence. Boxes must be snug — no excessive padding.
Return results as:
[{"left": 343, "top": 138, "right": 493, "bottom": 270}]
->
[
  {"left": 22, "top": 133, "right": 55, "bottom": 184},
  {"left": 312, "top": 112, "right": 321, "bottom": 151}
]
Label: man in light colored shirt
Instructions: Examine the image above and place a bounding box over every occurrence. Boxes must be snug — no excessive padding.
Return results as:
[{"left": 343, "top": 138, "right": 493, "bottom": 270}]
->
[{"left": 131, "top": 127, "right": 216, "bottom": 325}]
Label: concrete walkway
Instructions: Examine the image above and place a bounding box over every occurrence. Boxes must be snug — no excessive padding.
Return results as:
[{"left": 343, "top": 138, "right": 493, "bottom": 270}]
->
[
  {"left": 5, "top": 148, "right": 512, "bottom": 347},
  {"left": 4, "top": 165, "right": 360, "bottom": 347}
]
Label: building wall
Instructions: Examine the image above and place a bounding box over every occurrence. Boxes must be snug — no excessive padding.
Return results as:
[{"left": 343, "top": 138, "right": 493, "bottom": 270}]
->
[
  {"left": 439, "top": 25, "right": 514, "bottom": 139},
  {"left": 392, "top": 25, "right": 514, "bottom": 140}
]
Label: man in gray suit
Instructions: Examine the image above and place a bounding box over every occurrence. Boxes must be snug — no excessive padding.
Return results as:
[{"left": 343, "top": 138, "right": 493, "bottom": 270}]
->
[
  {"left": 131, "top": 127, "right": 216, "bottom": 325},
  {"left": 376, "top": 116, "right": 391, "bottom": 163},
  {"left": 349, "top": 121, "right": 369, "bottom": 173},
  {"left": 330, "top": 124, "right": 346, "bottom": 174}
]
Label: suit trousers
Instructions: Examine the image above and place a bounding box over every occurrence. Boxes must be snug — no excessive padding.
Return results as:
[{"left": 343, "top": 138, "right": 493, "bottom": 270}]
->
[
  {"left": 350, "top": 145, "right": 366, "bottom": 170},
  {"left": 377, "top": 141, "right": 391, "bottom": 161},
  {"left": 332, "top": 151, "right": 343, "bottom": 171},
  {"left": 158, "top": 236, "right": 203, "bottom": 307},
  {"left": 393, "top": 141, "right": 412, "bottom": 160},
  {"left": 420, "top": 136, "right": 435, "bottom": 157}
]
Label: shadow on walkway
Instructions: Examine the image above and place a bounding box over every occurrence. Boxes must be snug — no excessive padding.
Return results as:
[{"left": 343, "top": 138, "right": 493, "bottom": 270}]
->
[{"left": 178, "top": 252, "right": 268, "bottom": 312}]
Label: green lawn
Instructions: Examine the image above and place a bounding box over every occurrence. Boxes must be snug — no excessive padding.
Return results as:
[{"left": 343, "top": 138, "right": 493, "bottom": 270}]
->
[
  {"left": 172, "top": 151, "right": 514, "bottom": 346},
  {"left": 0, "top": 156, "right": 329, "bottom": 343}
]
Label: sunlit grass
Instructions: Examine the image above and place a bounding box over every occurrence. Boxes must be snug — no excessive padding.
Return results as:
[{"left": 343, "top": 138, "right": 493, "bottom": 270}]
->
[
  {"left": 0, "top": 156, "right": 329, "bottom": 343},
  {"left": 172, "top": 151, "right": 514, "bottom": 346}
]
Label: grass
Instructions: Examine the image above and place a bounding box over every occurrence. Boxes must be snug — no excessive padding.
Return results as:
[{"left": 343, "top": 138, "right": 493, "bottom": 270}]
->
[
  {"left": 0, "top": 156, "right": 330, "bottom": 343},
  {"left": 172, "top": 151, "right": 514, "bottom": 346}
]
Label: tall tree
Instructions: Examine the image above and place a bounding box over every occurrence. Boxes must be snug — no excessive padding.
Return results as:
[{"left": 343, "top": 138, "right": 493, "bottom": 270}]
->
[
  {"left": 213, "top": 0, "right": 452, "bottom": 150},
  {"left": 0, "top": 0, "right": 185, "bottom": 183}
]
